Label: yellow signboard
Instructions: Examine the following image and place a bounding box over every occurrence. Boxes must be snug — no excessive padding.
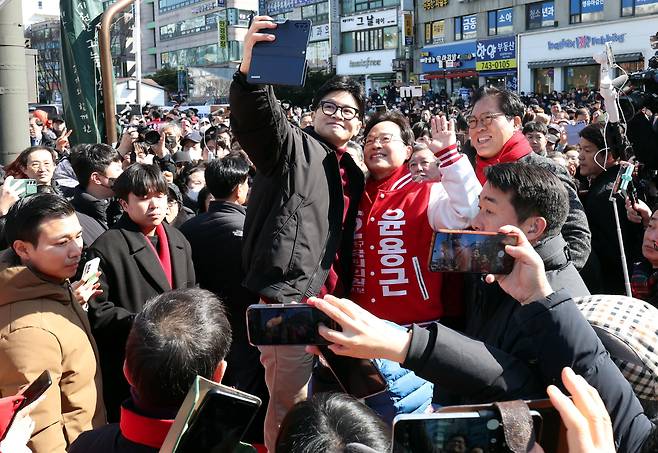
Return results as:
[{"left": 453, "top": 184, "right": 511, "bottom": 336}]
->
[
  {"left": 431, "top": 20, "right": 444, "bottom": 43},
  {"left": 218, "top": 20, "right": 228, "bottom": 49},
  {"left": 476, "top": 58, "right": 517, "bottom": 71}
]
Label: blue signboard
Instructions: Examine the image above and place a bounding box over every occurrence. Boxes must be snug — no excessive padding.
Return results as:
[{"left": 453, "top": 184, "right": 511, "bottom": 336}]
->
[
  {"left": 419, "top": 42, "right": 477, "bottom": 73},
  {"left": 476, "top": 36, "right": 515, "bottom": 62},
  {"left": 528, "top": 1, "right": 555, "bottom": 28},
  {"left": 497, "top": 8, "right": 513, "bottom": 27},
  {"left": 571, "top": 0, "right": 603, "bottom": 14}
]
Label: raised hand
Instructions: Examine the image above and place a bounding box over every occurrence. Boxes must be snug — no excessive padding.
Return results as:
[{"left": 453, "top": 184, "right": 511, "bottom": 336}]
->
[{"left": 427, "top": 114, "right": 457, "bottom": 153}]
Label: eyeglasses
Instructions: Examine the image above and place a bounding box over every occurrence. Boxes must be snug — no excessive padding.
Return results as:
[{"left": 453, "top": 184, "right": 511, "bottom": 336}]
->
[
  {"left": 319, "top": 101, "right": 359, "bottom": 120},
  {"left": 466, "top": 112, "right": 507, "bottom": 129},
  {"left": 28, "top": 161, "right": 54, "bottom": 170},
  {"left": 364, "top": 133, "right": 404, "bottom": 147}
]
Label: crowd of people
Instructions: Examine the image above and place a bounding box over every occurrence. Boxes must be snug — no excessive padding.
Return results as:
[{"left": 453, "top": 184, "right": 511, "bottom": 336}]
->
[{"left": 0, "top": 15, "right": 658, "bottom": 453}]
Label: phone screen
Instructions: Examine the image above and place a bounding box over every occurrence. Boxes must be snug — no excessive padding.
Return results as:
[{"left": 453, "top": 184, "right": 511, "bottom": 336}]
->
[
  {"left": 246, "top": 304, "right": 340, "bottom": 346},
  {"left": 318, "top": 346, "right": 387, "bottom": 399},
  {"left": 18, "top": 370, "right": 51, "bottom": 411},
  {"left": 429, "top": 230, "right": 516, "bottom": 274},
  {"left": 393, "top": 412, "right": 509, "bottom": 453},
  {"left": 176, "top": 389, "right": 260, "bottom": 452},
  {"left": 14, "top": 179, "right": 38, "bottom": 198}
]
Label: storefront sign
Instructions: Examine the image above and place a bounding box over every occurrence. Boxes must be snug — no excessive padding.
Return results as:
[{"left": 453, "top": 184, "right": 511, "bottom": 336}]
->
[
  {"left": 340, "top": 9, "right": 397, "bottom": 32},
  {"left": 527, "top": 1, "right": 555, "bottom": 28},
  {"left": 547, "top": 33, "right": 626, "bottom": 50},
  {"left": 218, "top": 19, "right": 227, "bottom": 48},
  {"left": 336, "top": 49, "right": 395, "bottom": 75},
  {"left": 191, "top": 0, "right": 224, "bottom": 14},
  {"left": 404, "top": 12, "right": 413, "bottom": 46},
  {"left": 579, "top": 0, "right": 604, "bottom": 13},
  {"left": 266, "top": 0, "right": 293, "bottom": 14},
  {"left": 476, "top": 36, "right": 517, "bottom": 71},
  {"left": 309, "top": 23, "right": 330, "bottom": 42},
  {"left": 422, "top": 0, "right": 448, "bottom": 10},
  {"left": 420, "top": 42, "right": 476, "bottom": 73}
]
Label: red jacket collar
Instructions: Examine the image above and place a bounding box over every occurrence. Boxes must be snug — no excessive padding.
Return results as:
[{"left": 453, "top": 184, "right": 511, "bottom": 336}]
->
[
  {"left": 475, "top": 131, "right": 532, "bottom": 184},
  {"left": 119, "top": 403, "right": 174, "bottom": 449}
]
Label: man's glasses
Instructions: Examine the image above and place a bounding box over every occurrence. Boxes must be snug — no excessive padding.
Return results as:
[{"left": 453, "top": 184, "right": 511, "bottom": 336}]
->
[
  {"left": 319, "top": 101, "right": 359, "bottom": 120},
  {"left": 465, "top": 112, "right": 507, "bottom": 129},
  {"left": 364, "top": 133, "right": 404, "bottom": 147}
]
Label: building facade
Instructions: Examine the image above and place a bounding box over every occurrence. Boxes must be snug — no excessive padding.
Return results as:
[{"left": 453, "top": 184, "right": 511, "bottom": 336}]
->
[
  {"left": 415, "top": 0, "right": 658, "bottom": 96},
  {"left": 25, "top": 19, "right": 62, "bottom": 104}
]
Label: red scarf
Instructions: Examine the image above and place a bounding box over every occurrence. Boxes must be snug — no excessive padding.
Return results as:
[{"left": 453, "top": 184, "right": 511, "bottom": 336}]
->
[
  {"left": 144, "top": 223, "right": 173, "bottom": 289},
  {"left": 475, "top": 131, "right": 533, "bottom": 184}
]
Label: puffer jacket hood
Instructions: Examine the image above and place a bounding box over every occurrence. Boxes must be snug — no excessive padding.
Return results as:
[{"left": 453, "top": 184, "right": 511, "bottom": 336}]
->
[{"left": 0, "top": 249, "right": 71, "bottom": 307}]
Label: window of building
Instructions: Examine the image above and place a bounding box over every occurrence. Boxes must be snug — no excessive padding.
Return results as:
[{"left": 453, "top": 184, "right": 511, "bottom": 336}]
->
[
  {"left": 161, "top": 43, "right": 220, "bottom": 68},
  {"left": 424, "top": 19, "right": 445, "bottom": 44},
  {"left": 570, "top": 0, "right": 604, "bottom": 23},
  {"left": 621, "top": 0, "right": 658, "bottom": 16},
  {"left": 488, "top": 8, "right": 513, "bottom": 35},
  {"left": 302, "top": 2, "right": 329, "bottom": 24},
  {"left": 533, "top": 68, "right": 554, "bottom": 94},
  {"left": 527, "top": 1, "right": 555, "bottom": 29},
  {"left": 307, "top": 40, "right": 330, "bottom": 68},
  {"left": 564, "top": 65, "right": 599, "bottom": 91},
  {"left": 340, "top": 0, "right": 397, "bottom": 15},
  {"left": 454, "top": 14, "right": 476, "bottom": 41},
  {"left": 341, "top": 25, "right": 398, "bottom": 53}
]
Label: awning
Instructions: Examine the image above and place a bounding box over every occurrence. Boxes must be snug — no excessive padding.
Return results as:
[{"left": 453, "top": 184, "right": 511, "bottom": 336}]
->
[{"left": 528, "top": 52, "right": 644, "bottom": 69}]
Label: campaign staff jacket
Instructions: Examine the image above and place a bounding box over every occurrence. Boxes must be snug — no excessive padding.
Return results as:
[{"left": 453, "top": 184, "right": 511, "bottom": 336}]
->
[{"left": 350, "top": 155, "right": 480, "bottom": 325}]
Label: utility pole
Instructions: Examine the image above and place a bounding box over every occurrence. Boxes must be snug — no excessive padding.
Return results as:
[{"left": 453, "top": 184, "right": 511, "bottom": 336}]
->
[{"left": 0, "top": 0, "right": 30, "bottom": 164}]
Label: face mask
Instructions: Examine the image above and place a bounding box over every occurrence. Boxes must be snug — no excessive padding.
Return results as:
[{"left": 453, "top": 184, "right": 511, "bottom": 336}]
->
[{"left": 187, "top": 188, "right": 200, "bottom": 202}]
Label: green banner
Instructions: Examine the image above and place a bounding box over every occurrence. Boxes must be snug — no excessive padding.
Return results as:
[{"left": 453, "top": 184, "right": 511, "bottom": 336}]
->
[{"left": 60, "top": 0, "right": 108, "bottom": 144}]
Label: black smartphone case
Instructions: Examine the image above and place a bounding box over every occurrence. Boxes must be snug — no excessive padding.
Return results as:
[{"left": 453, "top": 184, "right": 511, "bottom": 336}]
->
[{"left": 247, "top": 20, "right": 311, "bottom": 86}]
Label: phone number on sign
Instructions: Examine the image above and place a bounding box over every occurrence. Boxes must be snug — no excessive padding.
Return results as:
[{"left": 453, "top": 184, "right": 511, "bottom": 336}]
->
[{"left": 476, "top": 58, "right": 517, "bottom": 71}]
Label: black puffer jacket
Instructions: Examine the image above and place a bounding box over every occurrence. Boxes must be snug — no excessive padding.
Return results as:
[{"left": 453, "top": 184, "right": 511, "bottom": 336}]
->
[
  {"left": 229, "top": 72, "right": 365, "bottom": 303},
  {"left": 403, "top": 234, "right": 590, "bottom": 403}
]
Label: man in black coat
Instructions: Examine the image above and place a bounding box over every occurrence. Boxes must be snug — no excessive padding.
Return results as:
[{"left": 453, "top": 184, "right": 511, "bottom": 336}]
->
[
  {"left": 230, "top": 17, "right": 366, "bottom": 448},
  {"left": 578, "top": 123, "right": 643, "bottom": 295},
  {"left": 69, "top": 144, "right": 124, "bottom": 246},
  {"left": 86, "top": 164, "right": 195, "bottom": 422},
  {"left": 179, "top": 155, "right": 268, "bottom": 444}
]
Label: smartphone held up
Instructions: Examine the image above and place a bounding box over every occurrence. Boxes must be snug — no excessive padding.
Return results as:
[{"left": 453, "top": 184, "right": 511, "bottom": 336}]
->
[
  {"left": 429, "top": 229, "right": 517, "bottom": 275},
  {"left": 246, "top": 303, "right": 340, "bottom": 346}
]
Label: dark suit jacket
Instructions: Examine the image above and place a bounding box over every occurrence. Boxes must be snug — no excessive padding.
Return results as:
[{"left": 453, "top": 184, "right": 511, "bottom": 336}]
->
[{"left": 86, "top": 214, "right": 195, "bottom": 421}]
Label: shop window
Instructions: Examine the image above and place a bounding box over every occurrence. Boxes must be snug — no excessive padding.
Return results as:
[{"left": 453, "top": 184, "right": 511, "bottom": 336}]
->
[
  {"left": 564, "top": 65, "right": 599, "bottom": 91},
  {"left": 488, "top": 8, "right": 513, "bottom": 36},
  {"left": 454, "top": 14, "right": 476, "bottom": 41},
  {"left": 526, "top": 1, "right": 555, "bottom": 30},
  {"left": 533, "top": 68, "right": 554, "bottom": 94},
  {"left": 621, "top": 0, "right": 658, "bottom": 16},
  {"left": 570, "top": 0, "right": 604, "bottom": 24},
  {"left": 424, "top": 19, "right": 445, "bottom": 45}
]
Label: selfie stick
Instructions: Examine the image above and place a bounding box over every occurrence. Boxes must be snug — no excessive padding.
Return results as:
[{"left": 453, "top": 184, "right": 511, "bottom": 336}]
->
[{"left": 598, "top": 43, "right": 632, "bottom": 296}]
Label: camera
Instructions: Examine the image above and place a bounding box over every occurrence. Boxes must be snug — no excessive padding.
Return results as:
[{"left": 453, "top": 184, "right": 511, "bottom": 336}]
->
[{"left": 131, "top": 125, "right": 161, "bottom": 146}]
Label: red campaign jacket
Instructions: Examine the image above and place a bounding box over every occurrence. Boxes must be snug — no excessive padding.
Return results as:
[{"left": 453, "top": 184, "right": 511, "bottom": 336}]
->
[{"left": 350, "top": 156, "right": 480, "bottom": 325}]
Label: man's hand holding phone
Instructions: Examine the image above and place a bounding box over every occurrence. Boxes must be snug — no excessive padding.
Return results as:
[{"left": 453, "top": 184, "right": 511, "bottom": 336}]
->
[
  {"left": 71, "top": 258, "right": 102, "bottom": 308},
  {"left": 239, "top": 15, "right": 277, "bottom": 76},
  {"left": 305, "top": 295, "right": 412, "bottom": 364},
  {"left": 484, "top": 225, "right": 554, "bottom": 305}
]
